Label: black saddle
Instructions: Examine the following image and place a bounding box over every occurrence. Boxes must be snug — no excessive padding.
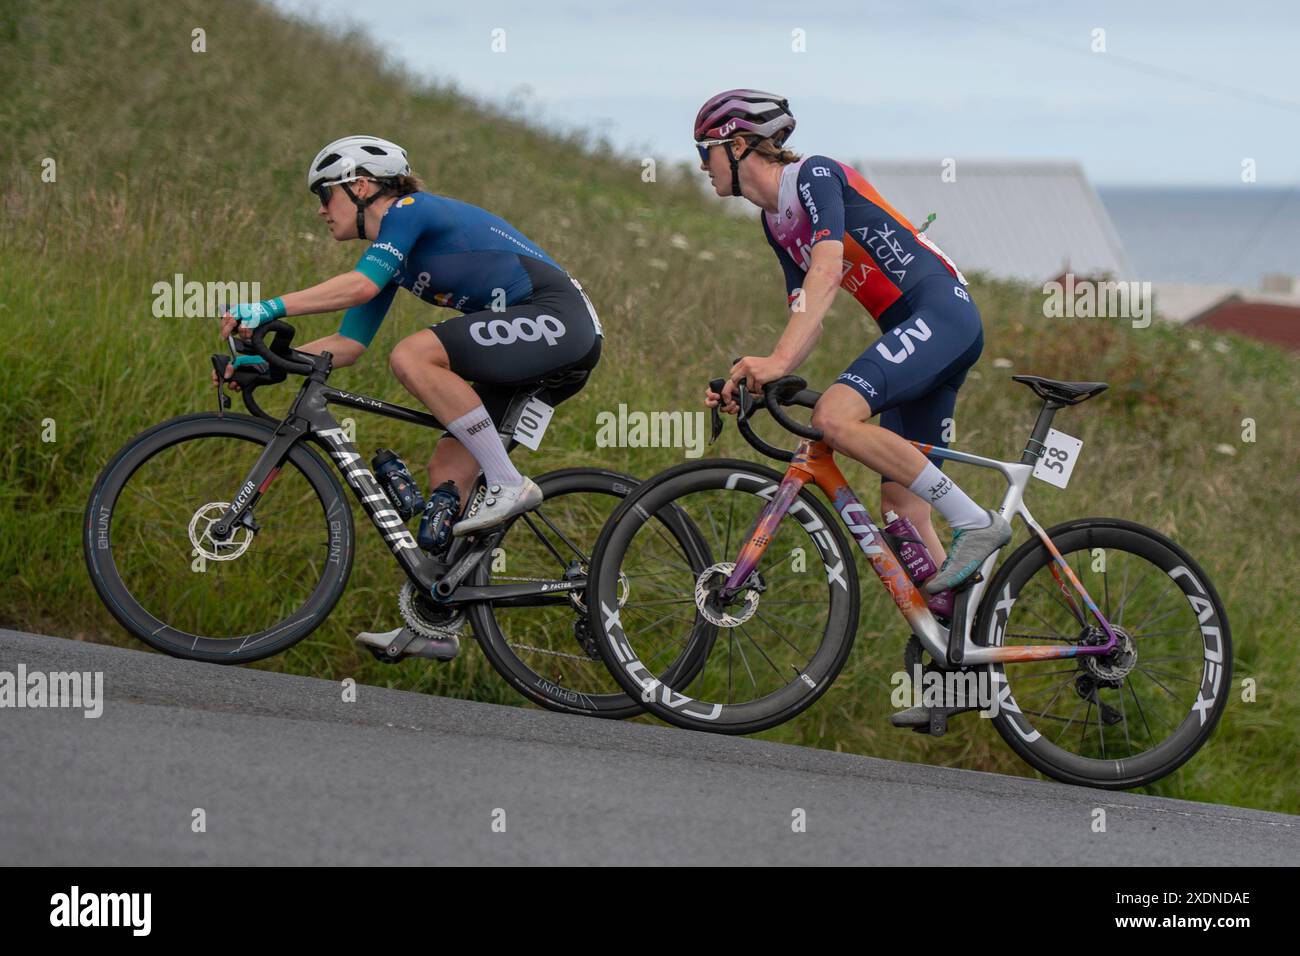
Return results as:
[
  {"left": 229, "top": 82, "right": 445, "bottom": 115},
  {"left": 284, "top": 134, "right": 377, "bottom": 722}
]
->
[
  {"left": 538, "top": 367, "right": 590, "bottom": 390},
  {"left": 1012, "top": 375, "right": 1108, "bottom": 406}
]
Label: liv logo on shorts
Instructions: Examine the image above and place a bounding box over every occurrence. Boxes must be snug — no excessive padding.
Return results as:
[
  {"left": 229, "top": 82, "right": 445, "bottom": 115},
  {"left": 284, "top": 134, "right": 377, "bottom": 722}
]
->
[{"left": 875, "top": 318, "right": 933, "bottom": 364}]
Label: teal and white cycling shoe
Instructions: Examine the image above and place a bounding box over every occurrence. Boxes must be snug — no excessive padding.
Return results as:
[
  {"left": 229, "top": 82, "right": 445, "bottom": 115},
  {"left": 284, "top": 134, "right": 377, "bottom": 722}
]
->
[
  {"left": 452, "top": 476, "right": 543, "bottom": 537},
  {"left": 924, "top": 510, "right": 1012, "bottom": 594}
]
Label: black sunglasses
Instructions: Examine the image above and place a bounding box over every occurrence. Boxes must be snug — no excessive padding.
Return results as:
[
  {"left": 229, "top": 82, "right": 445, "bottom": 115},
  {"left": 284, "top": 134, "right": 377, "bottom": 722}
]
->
[{"left": 312, "top": 183, "right": 334, "bottom": 207}]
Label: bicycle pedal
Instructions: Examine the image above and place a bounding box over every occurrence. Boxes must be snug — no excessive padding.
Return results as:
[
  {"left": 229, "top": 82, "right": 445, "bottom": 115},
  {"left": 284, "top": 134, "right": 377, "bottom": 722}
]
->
[
  {"left": 951, "top": 571, "right": 984, "bottom": 593},
  {"left": 356, "top": 626, "right": 460, "bottom": 663},
  {"left": 893, "top": 705, "right": 979, "bottom": 736}
]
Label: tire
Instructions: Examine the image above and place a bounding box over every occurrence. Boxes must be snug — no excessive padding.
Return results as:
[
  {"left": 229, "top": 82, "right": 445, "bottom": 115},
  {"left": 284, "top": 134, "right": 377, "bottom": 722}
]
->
[
  {"left": 587, "top": 459, "right": 859, "bottom": 734},
  {"left": 84, "top": 413, "right": 354, "bottom": 664},
  {"left": 974, "top": 517, "right": 1232, "bottom": 789},
  {"left": 467, "top": 467, "right": 714, "bottom": 719}
]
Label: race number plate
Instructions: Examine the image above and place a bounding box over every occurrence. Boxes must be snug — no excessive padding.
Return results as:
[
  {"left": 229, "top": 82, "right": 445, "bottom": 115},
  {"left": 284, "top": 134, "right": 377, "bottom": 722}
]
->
[
  {"left": 1032, "top": 427, "right": 1083, "bottom": 489},
  {"left": 512, "top": 396, "right": 555, "bottom": 451}
]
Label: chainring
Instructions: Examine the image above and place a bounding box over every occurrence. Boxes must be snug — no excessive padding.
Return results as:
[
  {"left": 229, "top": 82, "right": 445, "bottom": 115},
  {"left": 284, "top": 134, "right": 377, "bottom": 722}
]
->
[{"left": 399, "top": 580, "right": 465, "bottom": 640}]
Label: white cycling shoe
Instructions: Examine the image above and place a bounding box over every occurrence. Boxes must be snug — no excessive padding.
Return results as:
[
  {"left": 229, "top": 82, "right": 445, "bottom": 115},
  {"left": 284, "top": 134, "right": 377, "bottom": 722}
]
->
[{"left": 452, "top": 477, "right": 544, "bottom": 537}]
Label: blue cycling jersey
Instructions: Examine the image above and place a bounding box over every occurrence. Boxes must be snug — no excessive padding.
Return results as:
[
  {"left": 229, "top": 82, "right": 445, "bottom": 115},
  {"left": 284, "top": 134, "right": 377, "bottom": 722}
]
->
[{"left": 339, "top": 192, "right": 563, "bottom": 347}]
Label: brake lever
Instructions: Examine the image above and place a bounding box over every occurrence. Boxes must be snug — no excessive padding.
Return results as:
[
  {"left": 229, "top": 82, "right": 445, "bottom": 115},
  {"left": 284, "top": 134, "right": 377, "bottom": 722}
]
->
[
  {"left": 210, "top": 355, "right": 232, "bottom": 413},
  {"left": 735, "top": 381, "right": 755, "bottom": 421},
  {"left": 708, "top": 377, "right": 726, "bottom": 443}
]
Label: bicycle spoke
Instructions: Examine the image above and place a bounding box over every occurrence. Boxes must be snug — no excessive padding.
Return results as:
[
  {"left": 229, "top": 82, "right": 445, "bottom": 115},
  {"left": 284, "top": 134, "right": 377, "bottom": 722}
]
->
[
  {"left": 1032, "top": 579, "right": 1084, "bottom": 625},
  {"left": 1137, "top": 663, "right": 1198, "bottom": 683},
  {"left": 723, "top": 493, "right": 737, "bottom": 558},
  {"left": 1126, "top": 677, "right": 1156, "bottom": 743},
  {"left": 754, "top": 609, "right": 812, "bottom": 662},
  {"left": 1115, "top": 559, "right": 1134, "bottom": 626},
  {"left": 1133, "top": 667, "right": 1188, "bottom": 702},
  {"left": 737, "top": 622, "right": 785, "bottom": 680}
]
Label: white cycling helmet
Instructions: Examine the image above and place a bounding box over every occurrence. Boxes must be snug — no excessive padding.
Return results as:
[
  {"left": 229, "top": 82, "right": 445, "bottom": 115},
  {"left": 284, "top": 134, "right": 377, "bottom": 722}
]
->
[{"left": 307, "top": 135, "right": 412, "bottom": 239}]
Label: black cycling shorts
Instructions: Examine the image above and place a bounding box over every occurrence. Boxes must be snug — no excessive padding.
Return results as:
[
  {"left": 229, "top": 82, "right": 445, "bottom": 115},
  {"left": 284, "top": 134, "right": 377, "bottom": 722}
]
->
[{"left": 431, "top": 258, "right": 603, "bottom": 428}]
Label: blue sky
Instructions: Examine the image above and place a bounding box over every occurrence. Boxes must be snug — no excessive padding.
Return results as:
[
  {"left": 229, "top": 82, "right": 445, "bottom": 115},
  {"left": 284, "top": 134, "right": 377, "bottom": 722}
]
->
[{"left": 273, "top": 0, "right": 1300, "bottom": 186}]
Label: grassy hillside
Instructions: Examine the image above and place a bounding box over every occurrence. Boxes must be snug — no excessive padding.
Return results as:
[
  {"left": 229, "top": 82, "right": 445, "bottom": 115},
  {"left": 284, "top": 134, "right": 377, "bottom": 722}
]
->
[{"left": 3, "top": 0, "right": 1297, "bottom": 813}]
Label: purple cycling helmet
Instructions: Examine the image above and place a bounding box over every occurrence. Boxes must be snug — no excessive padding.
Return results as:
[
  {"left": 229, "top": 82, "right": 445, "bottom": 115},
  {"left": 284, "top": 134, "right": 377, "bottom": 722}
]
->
[
  {"left": 694, "top": 89, "right": 795, "bottom": 195},
  {"left": 694, "top": 89, "right": 795, "bottom": 145}
]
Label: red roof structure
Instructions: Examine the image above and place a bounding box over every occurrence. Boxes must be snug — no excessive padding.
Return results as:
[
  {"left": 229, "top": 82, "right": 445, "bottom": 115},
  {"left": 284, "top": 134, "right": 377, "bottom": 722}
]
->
[{"left": 1187, "top": 296, "right": 1300, "bottom": 351}]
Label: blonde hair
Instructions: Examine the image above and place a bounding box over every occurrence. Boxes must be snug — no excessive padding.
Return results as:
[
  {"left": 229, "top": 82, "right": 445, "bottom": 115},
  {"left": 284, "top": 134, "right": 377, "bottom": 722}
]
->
[{"left": 741, "top": 135, "right": 801, "bottom": 165}]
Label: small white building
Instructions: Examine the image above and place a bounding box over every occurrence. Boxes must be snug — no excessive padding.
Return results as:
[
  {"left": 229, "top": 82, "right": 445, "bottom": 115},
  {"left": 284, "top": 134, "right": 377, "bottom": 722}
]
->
[{"left": 857, "top": 160, "right": 1135, "bottom": 283}]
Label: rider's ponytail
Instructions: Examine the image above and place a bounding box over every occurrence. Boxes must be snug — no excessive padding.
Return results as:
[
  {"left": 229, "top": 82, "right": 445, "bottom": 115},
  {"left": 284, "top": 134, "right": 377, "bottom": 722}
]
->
[
  {"left": 374, "top": 173, "right": 426, "bottom": 197},
  {"left": 741, "top": 135, "right": 801, "bottom": 165}
]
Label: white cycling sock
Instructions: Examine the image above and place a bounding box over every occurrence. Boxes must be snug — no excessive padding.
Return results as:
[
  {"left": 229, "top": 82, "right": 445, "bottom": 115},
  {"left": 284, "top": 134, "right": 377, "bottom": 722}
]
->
[
  {"left": 907, "top": 462, "right": 991, "bottom": 531},
  {"left": 445, "top": 406, "right": 523, "bottom": 488}
]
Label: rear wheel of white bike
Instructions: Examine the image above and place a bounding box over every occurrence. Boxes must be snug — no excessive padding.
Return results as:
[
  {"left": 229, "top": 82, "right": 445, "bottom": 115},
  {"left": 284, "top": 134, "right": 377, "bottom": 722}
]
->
[{"left": 975, "top": 518, "right": 1231, "bottom": 789}]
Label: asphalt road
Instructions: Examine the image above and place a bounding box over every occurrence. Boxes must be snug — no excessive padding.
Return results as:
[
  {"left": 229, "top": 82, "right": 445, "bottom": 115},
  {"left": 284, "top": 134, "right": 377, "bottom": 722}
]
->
[{"left": 1, "top": 629, "right": 1295, "bottom": 865}]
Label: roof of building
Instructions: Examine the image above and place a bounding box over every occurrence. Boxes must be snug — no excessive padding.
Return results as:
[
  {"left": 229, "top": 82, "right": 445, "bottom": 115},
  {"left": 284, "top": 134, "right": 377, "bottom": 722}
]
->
[
  {"left": 1151, "top": 283, "right": 1242, "bottom": 324},
  {"left": 858, "top": 160, "right": 1135, "bottom": 283},
  {"left": 1188, "top": 298, "right": 1300, "bottom": 350}
]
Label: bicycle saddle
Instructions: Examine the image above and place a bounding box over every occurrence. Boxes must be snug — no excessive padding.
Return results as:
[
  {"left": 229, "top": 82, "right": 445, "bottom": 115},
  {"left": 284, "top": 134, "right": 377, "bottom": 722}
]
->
[{"left": 1012, "top": 375, "right": 1108, "bottom": 405}]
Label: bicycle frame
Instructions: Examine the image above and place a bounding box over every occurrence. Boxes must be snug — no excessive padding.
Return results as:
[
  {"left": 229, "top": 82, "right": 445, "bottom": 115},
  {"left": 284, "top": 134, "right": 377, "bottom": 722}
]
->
[
  {"left": 721, "top": 438, "right": 1121, "bottom": 667},
  {"left": 207, "top": 367, "right": 580, "bottom": 608}
]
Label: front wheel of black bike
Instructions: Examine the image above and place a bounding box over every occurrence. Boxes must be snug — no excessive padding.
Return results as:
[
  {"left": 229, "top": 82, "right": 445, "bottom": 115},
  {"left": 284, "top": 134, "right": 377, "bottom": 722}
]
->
[
  {"left": 975, "top": 517, "right": 1232, "bottom": 789},
  {"left": 84, "top": 413, "right": 354, "bottom": 664}
]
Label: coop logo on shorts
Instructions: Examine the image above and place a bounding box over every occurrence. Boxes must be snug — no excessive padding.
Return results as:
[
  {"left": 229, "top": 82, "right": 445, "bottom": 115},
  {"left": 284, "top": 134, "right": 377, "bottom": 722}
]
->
[{"left": 470, "top": 314, "right": 567, "bottom": 347}]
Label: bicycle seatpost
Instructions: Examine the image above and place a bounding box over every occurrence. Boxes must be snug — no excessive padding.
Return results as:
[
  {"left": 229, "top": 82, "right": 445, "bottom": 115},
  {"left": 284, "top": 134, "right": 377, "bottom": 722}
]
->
[{"left": 1020, "top": 398, "right": 1068, "bottom": 465}]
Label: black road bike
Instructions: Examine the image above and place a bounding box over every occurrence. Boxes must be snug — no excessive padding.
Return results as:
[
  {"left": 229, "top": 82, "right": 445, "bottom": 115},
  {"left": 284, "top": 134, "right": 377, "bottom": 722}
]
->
[{"left": 84, "top": 321, "right": 712, "bottom": 717}]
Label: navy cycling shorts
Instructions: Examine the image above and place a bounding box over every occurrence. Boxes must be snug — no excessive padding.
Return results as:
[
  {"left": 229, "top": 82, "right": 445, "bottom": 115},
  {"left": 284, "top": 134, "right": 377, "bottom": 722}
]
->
[{"left": 834, "top": 278, "right": 983, "bottom": 472}]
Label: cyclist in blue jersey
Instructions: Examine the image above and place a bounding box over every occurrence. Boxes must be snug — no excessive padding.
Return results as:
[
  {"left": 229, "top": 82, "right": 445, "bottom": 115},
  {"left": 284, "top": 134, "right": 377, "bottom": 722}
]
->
[
  {"left": 696, "top": 91, "right": 1010, "bottom": 593},
  {"left": 217, "top": 135, "right": 603, "bottom": 536}
]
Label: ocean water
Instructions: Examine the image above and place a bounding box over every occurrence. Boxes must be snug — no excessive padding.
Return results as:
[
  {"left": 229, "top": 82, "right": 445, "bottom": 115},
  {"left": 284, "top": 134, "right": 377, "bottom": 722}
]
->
[{"left": 1097, "top": 186, "right": 1300, "bottom": 287}]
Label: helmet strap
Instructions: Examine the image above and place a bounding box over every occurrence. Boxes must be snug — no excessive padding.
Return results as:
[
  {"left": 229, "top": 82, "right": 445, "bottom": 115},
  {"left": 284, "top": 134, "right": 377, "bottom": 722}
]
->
[
  {"left": 341, "top": 180, "right": 386, "bottom": 240},
  {"left": 724, "top": 141, "right": 756, "bottom": 198}
]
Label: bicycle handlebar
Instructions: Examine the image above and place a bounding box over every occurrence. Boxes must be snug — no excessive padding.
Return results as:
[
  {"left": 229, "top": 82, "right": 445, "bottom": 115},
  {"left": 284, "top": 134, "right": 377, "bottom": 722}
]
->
[
  {"left": 708, "top": 371, "right": 824, "bottom": 462},
  {"left": 210, "top": 320, "right": 320, "bottom": 421},
  {"left": 245, "top": 320, "right": 315, "bottom": 376}
]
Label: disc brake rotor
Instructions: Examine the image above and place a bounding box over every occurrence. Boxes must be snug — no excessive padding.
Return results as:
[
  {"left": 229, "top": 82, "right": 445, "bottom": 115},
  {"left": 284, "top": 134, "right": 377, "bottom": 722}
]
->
[
  {"left": 694, "top": 562, "right": 760, "bottom": 627},
  {"left": 188, "top": 502, "right": 254, "bottom": 561}
]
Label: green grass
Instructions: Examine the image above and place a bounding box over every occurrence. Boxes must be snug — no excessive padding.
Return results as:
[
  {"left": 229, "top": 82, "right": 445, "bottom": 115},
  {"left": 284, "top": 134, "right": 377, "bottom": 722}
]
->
[{"left": 3, "top": 0, "right": 1297, "bottom": 813}]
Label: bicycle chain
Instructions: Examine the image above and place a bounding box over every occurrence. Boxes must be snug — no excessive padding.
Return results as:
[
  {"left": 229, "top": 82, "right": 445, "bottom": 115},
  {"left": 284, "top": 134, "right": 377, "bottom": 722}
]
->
[{"left": 507, "top": 642, "right": 598, "bottom": 663}]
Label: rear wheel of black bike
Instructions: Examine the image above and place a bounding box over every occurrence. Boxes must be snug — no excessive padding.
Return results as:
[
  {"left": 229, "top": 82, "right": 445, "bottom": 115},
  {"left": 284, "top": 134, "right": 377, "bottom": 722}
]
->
[
  {"left": 84, "top": 413, "right": 354, "bottom": 664},
  {"left": 469, "top": 468, "right": 715, "bottom": 719},
  {"left": 975, "top": 518, "right": 1231, "bottom": 789},
  {"left": 587, "top": 460, "right": 859, "bottom": 734}
]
